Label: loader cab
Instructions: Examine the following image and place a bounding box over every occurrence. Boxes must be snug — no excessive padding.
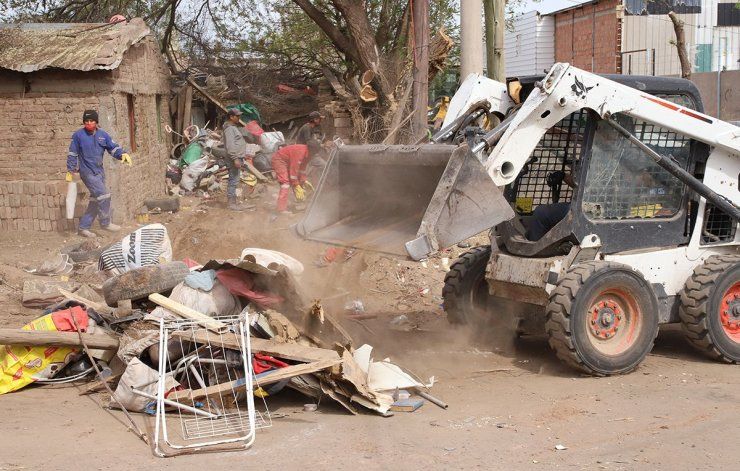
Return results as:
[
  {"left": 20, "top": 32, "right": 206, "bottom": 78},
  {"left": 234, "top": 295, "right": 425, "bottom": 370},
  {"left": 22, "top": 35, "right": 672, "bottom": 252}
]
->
[{"left": 497, "top": 75, "right": 713, "bottom": 257}]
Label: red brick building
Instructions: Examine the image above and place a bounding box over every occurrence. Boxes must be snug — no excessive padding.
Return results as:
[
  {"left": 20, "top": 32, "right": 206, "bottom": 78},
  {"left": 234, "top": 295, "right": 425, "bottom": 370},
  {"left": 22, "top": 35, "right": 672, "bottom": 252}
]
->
[
  {"left": 553, "top": 0, "right": 624, "bottom": 74},
  {"left": 0, "top": 18, "right": 172, "bottom": 232}
]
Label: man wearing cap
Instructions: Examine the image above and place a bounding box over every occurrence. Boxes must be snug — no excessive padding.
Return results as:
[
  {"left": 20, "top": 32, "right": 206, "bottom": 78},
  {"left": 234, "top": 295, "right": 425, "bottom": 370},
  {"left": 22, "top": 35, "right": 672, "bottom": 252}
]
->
[
  {"left": 296, "top": 111, "right": 324, "bottom": 146},
  {"left": 66, "top": 109, "right": 131, "bottom": 238},
  {"left": 222, "top": 108, "right": 248, "bottom": 211}
]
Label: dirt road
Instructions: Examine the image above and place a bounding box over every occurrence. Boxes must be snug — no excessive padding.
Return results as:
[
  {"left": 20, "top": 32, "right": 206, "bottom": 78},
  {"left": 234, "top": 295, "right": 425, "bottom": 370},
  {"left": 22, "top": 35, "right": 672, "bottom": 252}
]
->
[{"left": 0, "top": 196, "right": 737, "bottom": 470}]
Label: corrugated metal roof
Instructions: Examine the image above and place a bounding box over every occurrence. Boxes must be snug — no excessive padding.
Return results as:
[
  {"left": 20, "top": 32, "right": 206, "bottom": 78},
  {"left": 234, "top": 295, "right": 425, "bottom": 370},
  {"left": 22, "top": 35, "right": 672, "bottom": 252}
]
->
[{"left": 0, "top": 18, "right": 151, "bottom": 73}]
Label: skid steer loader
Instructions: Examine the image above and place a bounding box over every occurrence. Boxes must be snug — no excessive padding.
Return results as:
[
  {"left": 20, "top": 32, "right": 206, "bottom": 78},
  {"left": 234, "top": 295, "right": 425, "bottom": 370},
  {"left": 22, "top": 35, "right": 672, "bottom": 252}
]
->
[{"left": 297, "top": 63, "right": 740, "bottom": 375}]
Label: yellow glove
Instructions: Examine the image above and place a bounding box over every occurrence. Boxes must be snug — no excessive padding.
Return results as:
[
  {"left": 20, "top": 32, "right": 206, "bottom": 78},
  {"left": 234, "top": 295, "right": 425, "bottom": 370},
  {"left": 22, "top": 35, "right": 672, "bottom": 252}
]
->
[
  {"left": 121, "top": 153, "right": 132, "bottom": 166},
  {"left": 293, "top": 185, "right": 306, "bottom": 202},
  {"left": 65, "top": 172, "right": 73, "bottom": 182},
  {"left": 304, "top": 181, "right": 315, "bottom": 192}
]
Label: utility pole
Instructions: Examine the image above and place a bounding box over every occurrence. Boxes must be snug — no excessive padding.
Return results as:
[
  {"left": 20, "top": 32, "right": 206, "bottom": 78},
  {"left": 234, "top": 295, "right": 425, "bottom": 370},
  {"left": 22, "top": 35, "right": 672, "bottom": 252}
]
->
[
  {"left": 483, "top": 0, "right": 505, "bottom": 81},
  {"left": 460, "top": 0, "right": 484, "bottom": 79},
  {"left": 411, "top": 0, "right": 430, "bottom": 141}
]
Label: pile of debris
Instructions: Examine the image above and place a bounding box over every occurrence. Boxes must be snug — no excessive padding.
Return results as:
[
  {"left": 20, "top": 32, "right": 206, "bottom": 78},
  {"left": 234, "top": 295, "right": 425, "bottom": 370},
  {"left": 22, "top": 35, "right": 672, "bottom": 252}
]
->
[
  {"left": 0, "top": 224, "right": 440, "bottom": 456},
  {"left": 166, "top": 123, "right": 285, "bottom": 199}
]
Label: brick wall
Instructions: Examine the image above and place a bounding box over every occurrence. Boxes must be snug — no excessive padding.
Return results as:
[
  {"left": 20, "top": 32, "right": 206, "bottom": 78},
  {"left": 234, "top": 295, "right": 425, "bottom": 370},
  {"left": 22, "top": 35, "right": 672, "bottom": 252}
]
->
[
  {"left": 554, "top": 0, "right": 623, "bottom": 74},
  {"left": 0, "top": 37, "right": 172, "bottom": 232},
  {"left": 317, "top": 80, "right": 353, "bottom": 143}
]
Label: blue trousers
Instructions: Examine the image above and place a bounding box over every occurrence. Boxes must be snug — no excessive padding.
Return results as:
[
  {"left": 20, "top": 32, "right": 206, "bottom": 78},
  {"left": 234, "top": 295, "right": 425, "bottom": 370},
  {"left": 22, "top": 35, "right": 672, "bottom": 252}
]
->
[
  {"left": 227, "top": 159, "right": 242, "bottom": 198},
  {"left": 526, "top": 202, "right": 570, "bottom": 241},
  {"left": 79, "top": 171, "right": 111, "bottom": 229}
]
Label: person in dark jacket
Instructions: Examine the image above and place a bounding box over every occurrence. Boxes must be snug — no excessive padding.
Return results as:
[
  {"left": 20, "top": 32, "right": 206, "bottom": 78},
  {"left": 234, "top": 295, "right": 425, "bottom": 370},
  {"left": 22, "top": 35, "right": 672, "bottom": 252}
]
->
[
  {"left": 66, "top": 109, "right": 131, "bottom": 238},
  {"left": 222, "top": 108, "right": 249, "bottom": 211},
  {"left": 296, "top": 111, "right": 323, "bottom": 146}
]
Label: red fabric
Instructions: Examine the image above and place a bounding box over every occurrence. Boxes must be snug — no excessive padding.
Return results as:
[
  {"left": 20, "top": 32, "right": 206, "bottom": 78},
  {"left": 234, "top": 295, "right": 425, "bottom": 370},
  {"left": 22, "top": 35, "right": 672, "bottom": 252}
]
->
[
  {"left": 50, "top": 306, "right": 89, "bottom": 332},
  {"left": 272, "top": 156, "right": 290, "bottom": 211},
  {"left": 244, "top": 120, "right": 264, "bottom": 137},
  {"left": 276, "top": 185, "right": 290, "bottom": 212},
  {"left": 272, "top": 144, "right": 310, "bottom": 186},
  {"left": 252, "top": 353, "right": 289, "bottom": 374},
  {"left": 323, "top": 247, "right": 345, "bottom": 264},
  {"left": 215, "top": 268, "right": 283, "bottom": 307}
]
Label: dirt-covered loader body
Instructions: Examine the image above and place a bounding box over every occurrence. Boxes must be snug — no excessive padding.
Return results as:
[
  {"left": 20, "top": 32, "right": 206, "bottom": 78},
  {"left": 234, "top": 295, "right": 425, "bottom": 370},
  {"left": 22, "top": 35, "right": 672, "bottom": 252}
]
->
[{"left": 299, "top": 63, "right": 740, "bottom": 376}]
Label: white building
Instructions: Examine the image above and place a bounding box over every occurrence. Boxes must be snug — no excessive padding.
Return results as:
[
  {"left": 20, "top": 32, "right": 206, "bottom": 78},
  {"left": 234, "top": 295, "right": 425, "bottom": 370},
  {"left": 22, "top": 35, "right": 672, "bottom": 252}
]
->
[{"left": 504, "top": 10, "right": 555, "bottom": 76}]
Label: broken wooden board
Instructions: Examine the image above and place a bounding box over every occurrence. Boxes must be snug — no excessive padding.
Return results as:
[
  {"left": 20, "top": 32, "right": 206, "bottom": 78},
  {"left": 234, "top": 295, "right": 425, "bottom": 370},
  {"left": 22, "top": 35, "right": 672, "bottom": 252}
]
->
[
  {"left": 80, "top": 373, "right": 123, "bottom": 395},
  {"left": 0, "top": 328, "right": 119, "bottom": 350},
  {"left": 169, "top": 358, "right": 342, "bottom": 402},
  {"left": 58, "top": 287, "right": 114, "bottom": 316},
  {"left": 171, "top": 330, "right": 340, "bottom": 363},
  {"left": 148, "top": 293, "right": 227, "bottom": 333}
]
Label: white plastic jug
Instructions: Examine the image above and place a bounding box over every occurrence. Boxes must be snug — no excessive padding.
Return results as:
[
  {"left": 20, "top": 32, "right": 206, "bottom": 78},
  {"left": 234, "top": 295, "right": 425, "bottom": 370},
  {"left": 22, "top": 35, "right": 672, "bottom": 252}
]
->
[{"left": 65, "top": 181, "right": 77, "bottom": 219}]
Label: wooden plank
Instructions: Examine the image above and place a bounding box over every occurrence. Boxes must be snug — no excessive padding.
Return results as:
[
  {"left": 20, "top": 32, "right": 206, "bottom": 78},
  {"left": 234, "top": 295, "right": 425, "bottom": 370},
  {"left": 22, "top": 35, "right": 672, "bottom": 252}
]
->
[
  {"left": 182, "top": 85, "right": 193, "bottom": 132},
  {"left": 0, "top": 328, "right": 119, "bottom": 350},
  {"left": 58, "top": 288, "right": 114, "bottom": 316},
  {"left": 148, "top": 293, "right": 227, "bottom": 333},
  {"left": 169, "top": 358, "right": 342, "bottom": 402},
  {"left": 80, "top": 373, "right": 123, "bottom": 395},
  {"left": 171, "top": 330, "right": 340, "bottom": 363}
]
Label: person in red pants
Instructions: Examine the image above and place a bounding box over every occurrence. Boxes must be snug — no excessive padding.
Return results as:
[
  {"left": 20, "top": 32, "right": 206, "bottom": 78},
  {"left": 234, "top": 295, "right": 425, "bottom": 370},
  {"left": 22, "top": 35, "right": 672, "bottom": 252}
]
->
[{"left": 271, "top": 141, "right": 321, "bottom": 213}]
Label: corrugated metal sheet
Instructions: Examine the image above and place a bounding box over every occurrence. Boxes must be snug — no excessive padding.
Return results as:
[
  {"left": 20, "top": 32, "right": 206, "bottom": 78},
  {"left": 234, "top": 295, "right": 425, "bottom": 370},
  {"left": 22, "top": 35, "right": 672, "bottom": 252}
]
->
[
  {"left": 505, "top": 11, "right": 555, "bottom": 77},
  {"left": 0, "top": 18, "right": 150, "bottom": 73}
]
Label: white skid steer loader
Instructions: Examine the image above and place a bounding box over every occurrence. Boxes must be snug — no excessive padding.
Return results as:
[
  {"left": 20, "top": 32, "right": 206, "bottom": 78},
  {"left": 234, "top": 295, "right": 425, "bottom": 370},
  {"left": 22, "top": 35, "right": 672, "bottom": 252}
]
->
[{"left": 297, "top": 63, "right": 740, "bottom": 375}]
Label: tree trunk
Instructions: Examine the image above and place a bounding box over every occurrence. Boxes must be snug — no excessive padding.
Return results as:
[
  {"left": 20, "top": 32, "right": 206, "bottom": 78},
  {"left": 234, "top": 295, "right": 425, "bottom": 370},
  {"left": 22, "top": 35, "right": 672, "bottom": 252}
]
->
[
  {"left": 483, "top": 0, "right": 495, "bottom": 78},
  {"left": 411, "top": 0, "right": 429, "bottom": 141},
  {"left": 668, "top": 11, "right": 691, "bottom": 79},
  {"left": 493, "top": 0, "right": 505, "bottom": 81},
  {"left": 460, "top": 0, "right": 483, "bottom": 78}
]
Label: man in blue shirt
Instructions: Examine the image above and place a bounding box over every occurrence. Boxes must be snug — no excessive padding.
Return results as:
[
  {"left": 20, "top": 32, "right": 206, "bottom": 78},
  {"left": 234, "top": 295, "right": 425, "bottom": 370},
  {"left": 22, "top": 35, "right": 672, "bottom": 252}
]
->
[{"left": 66, "top": 110, "right": 132, "bottom": 238}]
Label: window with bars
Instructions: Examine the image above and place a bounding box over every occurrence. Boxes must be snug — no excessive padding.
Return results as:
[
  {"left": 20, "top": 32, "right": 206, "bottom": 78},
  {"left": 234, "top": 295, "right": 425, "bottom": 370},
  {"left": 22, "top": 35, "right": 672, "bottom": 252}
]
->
[
  {"left": 510, "top": 110, "right": 589, "bottom": 215},
  {"left": 581, "top": 113, "right": 691, "bottom": 220},
  {"left": 702, "top": 203, "right": 738, "bottom": 244}
]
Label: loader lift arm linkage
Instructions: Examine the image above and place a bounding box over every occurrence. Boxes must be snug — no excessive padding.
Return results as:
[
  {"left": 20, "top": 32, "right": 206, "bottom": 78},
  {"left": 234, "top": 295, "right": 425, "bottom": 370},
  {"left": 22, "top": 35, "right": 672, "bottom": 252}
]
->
[{"left": 412, "top": 63, "right": 740, "bottom": 257}]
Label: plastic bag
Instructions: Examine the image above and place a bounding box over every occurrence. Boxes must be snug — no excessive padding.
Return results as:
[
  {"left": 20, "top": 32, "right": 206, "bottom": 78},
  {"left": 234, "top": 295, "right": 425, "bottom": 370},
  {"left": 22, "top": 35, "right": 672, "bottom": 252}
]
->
[
  {"left": 112, "top": 358, "right": 179, "bottom": 412},
  {"left": 0, "top": 307, "right": 89, "bottom": 394},
  {"left": 259, "top": 132, "right": 285, "bottom": 153},
  {"left": 98, "top": 223, "right": 172, "bottom": 275},
  {"left": 179, "top": 141, "right": 203, "bottom": 168},
  {"left": 147, "top": 281, "right": 242, "bottom": 322},
  {"left": 180, "top": 157, "right": 209, "bottom": 191}
]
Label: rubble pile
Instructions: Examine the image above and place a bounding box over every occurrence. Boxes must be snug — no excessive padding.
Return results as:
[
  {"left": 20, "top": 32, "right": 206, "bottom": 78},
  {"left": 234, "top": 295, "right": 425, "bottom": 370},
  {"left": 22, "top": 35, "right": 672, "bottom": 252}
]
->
[{"left": 0, "top": 225, "right": 440, "bottom": 456}]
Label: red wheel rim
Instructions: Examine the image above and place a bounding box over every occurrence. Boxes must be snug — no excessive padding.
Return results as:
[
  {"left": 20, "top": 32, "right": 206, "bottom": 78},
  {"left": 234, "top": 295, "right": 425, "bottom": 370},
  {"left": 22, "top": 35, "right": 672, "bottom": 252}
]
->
[
  {"left": 719, "top": 283, "right": 740, "bottom": 343},
  {"left": 586, "top": 288, "right": 642, "bottom": 355}
]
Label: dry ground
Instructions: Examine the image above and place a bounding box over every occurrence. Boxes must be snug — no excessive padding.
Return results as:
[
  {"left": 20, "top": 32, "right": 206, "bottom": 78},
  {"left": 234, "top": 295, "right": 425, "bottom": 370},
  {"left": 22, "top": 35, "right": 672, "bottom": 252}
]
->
[{"left": 0, "top": 194, "right": 737, "bottom": 470}]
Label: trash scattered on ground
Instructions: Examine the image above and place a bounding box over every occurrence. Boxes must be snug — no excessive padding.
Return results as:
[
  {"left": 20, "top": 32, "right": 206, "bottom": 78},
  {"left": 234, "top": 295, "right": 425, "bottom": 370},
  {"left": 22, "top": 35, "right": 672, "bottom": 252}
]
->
[
  {"left": 0, "top": 241, "right": 443, "bottom": 456},
  {"left": 555, "top": 444, "right": 568, "bottom": 451}
]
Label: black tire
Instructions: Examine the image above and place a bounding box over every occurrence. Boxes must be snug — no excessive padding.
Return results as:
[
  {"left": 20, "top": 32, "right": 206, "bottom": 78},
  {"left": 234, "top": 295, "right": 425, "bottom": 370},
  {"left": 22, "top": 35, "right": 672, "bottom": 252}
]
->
[
  {"left": 443, "top": 245, "right": 493, "bottom": 324},
  {"left": 103, "top": 261, "right": 190, "bottom": 306},
  {"left": 61, "top": 241, "right": 102, "bottom": 263},
  {"left": 144, "top": 198, "right": 180, "bottom": 213},
  {"left": 545, "top": 261, "right": 659, "bottom": 375},
  {"left": 679, "top": 254, "right": 740, "bottom": 363}
]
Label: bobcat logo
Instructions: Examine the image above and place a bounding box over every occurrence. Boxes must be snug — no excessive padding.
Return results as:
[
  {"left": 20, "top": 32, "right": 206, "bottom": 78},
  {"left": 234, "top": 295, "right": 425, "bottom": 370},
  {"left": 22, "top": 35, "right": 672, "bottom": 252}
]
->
[{"left": 571, "top": 76, "right": 593, "bottom": 98}]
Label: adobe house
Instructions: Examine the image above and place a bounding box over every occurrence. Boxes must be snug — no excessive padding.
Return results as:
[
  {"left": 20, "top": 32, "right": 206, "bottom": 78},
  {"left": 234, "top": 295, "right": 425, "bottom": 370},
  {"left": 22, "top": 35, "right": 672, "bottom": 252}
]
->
[{"left": 0, "top": 18, "right": 172, "bottom": 232}]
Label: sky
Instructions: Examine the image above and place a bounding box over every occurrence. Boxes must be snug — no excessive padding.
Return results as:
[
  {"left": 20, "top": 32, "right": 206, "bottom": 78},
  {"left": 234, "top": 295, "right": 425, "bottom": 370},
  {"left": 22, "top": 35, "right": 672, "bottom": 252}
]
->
[{"left": 511, "top": 0, "right": 592, "bottom": 16}]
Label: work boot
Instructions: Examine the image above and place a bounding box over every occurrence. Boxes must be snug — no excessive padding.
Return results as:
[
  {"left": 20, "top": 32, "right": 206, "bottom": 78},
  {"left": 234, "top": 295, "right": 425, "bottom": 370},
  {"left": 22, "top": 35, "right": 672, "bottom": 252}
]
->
[
  {"left": 78, "top": 229, "right": 97, "bottom": 238},
  {"left": 227, "top": 197, "right": 243, "bottom": 211},
  {"left": 101, "top": 223, "right": 121, "bottom": 232}
]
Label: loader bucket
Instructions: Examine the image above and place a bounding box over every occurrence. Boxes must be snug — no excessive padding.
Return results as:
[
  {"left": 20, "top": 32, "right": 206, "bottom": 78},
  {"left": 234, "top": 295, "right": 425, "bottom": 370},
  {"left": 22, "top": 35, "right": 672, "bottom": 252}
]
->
[{"left": 296, "top": 144, "right": 514, "bottom": 260}]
